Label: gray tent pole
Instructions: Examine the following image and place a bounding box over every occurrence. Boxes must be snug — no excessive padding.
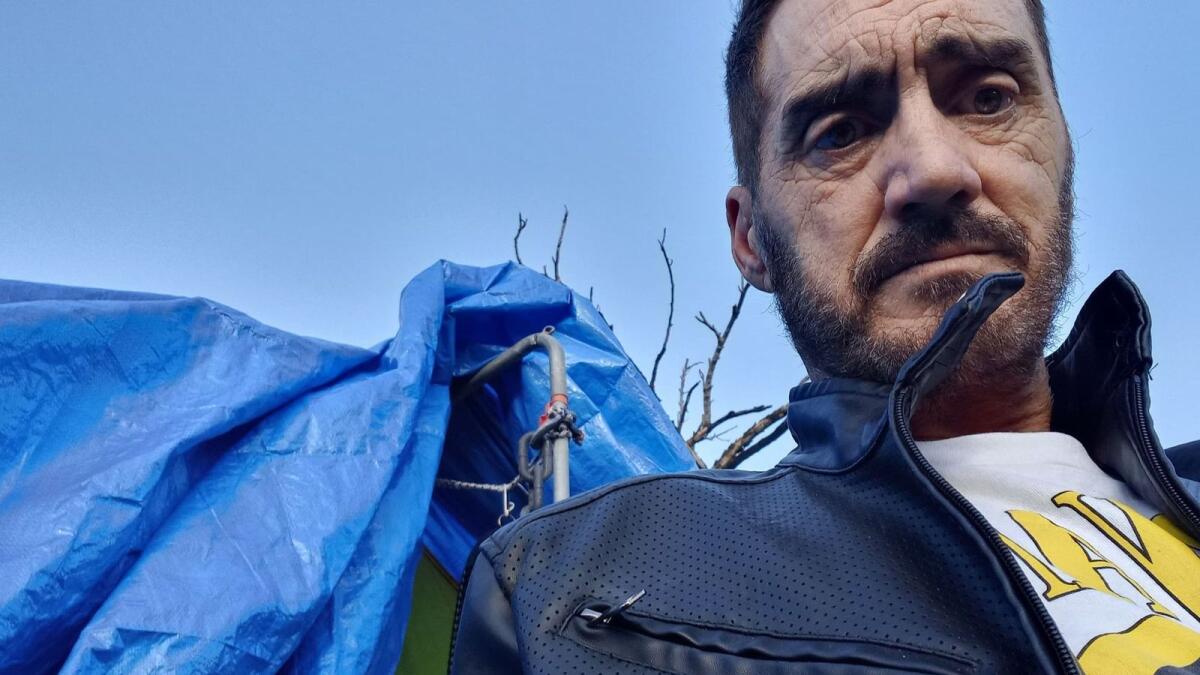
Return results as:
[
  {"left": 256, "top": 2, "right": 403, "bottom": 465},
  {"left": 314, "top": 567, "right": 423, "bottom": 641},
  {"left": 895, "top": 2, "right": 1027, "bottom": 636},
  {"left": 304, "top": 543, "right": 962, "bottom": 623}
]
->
[
  {"left": 453, "top": 327, "right": 570, "bottom": 504},
  {"left": 550, "top": 436, "right": 569, "bottom": 504}
]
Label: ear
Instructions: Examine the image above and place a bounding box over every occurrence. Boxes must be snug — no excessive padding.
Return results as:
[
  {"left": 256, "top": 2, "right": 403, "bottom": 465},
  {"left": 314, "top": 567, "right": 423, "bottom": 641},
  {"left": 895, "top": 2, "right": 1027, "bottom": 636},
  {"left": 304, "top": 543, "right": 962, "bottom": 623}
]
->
[{"left": 726, "top": 186, "right": 774, "bottom": 292}]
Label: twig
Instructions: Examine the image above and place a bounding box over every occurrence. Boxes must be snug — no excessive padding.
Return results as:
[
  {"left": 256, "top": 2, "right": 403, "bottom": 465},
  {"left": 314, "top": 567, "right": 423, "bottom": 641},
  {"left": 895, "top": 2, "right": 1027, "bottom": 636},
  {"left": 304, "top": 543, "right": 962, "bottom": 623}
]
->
[
  {"left": 686, "top": 281, "right": 751, "bottom": 448},
  {"left": 593, "top": 301, "right": 614, "bottom": 333},
  {"left": 649, "top": 229, "right": 675, "bottom": 393},
  {"left": 709, "top": 404, "right": 771, "bottom": 431},
  {"left": 696, "top": 312, "right": 721, "bottom": 339},
  {"left": 675, "top": 359, "right": 700, "bottom": 432},
  {"left": 708, "top": 427, "right": 736, "bottom": 443},
  {"left": 713, "top": 404, "right": 788, "bottom": 469},
  {"left": 552, "top": 205, "right": 569, "bottom": 282},
  {"left": 513, "top": 213, "right": 528, "bottom": 265}
]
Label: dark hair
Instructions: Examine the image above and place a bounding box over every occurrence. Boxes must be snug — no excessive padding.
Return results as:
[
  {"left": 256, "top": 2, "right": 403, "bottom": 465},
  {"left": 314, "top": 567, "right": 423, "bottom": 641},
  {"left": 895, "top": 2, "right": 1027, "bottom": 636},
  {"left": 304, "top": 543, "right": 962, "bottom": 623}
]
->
[{"left": 724, "top": 0, "right": 1053, "bottom": 193}]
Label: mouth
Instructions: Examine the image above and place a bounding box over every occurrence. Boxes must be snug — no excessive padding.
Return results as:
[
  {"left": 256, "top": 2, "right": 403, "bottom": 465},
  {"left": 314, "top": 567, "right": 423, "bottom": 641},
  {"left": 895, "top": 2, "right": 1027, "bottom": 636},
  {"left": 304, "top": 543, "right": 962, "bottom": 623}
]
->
[{"left": 875, "top": 242, "right": 1009, "bottom": 287}]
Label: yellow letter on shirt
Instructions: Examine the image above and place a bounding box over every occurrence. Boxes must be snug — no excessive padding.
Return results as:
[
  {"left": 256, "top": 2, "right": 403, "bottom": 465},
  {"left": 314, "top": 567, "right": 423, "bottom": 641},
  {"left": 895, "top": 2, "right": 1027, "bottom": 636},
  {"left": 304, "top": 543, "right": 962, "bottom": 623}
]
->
[
  {"left": 1006, "top": 510, "right": 1176, "bottom": 618},
  {"left": 1052, "top": 491, "right": 1200, "bottom": 621}
]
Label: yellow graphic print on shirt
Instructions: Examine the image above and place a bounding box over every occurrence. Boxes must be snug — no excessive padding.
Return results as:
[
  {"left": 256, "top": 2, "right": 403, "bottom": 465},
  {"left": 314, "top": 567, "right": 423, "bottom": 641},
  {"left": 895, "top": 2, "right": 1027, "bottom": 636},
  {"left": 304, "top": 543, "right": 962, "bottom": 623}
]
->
[{"left": 1000, "top": 491, "right": 1200, "bottom": 674}]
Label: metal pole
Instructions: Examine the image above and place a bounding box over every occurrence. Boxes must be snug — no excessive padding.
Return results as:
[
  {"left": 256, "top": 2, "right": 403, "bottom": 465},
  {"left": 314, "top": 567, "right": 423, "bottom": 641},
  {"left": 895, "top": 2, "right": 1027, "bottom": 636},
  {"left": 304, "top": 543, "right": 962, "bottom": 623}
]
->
[
  {"left": 551, "top": 436, "right": 570, "bottom": 503},
  {"left": 453, "top": 328, "right": 567, "bottom": 406},
  {"left": 453, "top": 327, "right": 572, "bottom": 505}
]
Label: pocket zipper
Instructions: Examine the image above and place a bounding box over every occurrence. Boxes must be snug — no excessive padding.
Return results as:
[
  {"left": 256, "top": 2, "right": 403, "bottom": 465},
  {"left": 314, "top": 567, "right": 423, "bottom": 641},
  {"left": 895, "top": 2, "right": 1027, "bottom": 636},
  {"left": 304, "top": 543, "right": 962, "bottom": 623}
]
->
[
  {"left": 565, "top": 596, "right": 978, "bottom": 674},
  {"left": 580, "top": 589, "right": 645, "bottom": 626}
]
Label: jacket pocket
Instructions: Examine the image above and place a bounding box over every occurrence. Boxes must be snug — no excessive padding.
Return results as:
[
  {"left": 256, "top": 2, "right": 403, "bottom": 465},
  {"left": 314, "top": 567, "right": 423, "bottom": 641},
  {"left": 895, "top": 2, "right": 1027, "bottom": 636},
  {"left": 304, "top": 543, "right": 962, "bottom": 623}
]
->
[{"left": 560, "top": 599, "right": 977, "bottom": 675}]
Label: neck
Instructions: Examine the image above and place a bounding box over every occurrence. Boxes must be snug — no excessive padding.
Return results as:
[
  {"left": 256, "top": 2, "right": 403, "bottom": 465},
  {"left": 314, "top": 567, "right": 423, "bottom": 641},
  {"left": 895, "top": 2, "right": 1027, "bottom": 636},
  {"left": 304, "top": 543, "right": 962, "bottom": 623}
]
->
[{"left": 909, "top": 359, "right": 1053, "bottom": 441}]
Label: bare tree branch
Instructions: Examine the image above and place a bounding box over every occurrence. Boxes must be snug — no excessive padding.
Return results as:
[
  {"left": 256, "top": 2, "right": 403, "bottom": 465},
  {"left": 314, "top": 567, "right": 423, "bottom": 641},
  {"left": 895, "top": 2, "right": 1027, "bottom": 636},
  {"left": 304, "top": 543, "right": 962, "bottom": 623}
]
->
[
  {"left": 709, "top": 404, "right": 771, "bottom": 431},
  {"left": 695, "top": 312, "right": 721, "bottom": 339},
  {"left": 513, "top": 213, "right": 528, "bottom": 265},
  {"left": 552, "top": 205, "right": 568, "bottom": 282},
  {"left": 675, "top": 359, "right": 700, "bottom": 433},
  {"left": 680, "top": 382, "right": 699, "bottom": 430},
  {"left": 737, "top": 419, "right": 789, "bottom": 463},
  {"left": 683, "top": 434, "right": 707, "bottom": 469},
  {"left": 649, "top": 229, "right": 675, "bottom": 393},
  {"left": 713, "top": 404, "right": 788, "bottom": 469},
  {"left": 685, "top": 281, "right": 751, "bottom": 448}
]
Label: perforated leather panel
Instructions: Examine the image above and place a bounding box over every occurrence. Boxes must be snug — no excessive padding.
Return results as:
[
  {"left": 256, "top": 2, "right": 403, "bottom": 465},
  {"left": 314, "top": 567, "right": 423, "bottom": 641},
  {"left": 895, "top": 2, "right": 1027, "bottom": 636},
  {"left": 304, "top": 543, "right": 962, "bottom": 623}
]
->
[{"left": 481, "top": 441, "right": 1050, "bottom": 674}]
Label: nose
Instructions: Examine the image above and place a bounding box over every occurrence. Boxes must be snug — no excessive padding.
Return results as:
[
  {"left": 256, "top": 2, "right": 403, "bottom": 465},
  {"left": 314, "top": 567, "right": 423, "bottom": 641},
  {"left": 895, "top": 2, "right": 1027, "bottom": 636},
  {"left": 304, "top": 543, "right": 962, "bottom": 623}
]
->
[{"left": 881, "top": 105, "right": 982, "bottom": 219}]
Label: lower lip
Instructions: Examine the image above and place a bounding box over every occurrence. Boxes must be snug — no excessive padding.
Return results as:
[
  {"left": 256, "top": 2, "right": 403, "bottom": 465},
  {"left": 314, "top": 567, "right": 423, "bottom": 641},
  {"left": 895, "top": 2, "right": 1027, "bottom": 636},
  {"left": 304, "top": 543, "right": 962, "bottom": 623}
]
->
[{"left": 886, "top": 252, "right": 1008, "bottom": 284}]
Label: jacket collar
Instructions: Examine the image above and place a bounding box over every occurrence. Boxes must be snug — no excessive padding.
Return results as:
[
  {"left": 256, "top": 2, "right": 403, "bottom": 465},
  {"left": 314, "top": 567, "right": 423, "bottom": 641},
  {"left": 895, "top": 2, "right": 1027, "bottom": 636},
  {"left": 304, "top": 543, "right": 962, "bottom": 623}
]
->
[
  {"left": 780, "top": 270, "right": 1155, "bottom": 472},
  {"left": 1044, "top": 271, "right": 1154, "bottom": 447}
]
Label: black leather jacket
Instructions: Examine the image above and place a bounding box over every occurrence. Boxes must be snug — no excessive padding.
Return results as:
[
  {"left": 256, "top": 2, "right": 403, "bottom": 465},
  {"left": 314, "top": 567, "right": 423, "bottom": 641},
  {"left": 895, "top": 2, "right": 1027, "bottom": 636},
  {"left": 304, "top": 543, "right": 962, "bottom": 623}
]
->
[{"left": 449, "top": 271, "right": 1200, "bottom": 674}]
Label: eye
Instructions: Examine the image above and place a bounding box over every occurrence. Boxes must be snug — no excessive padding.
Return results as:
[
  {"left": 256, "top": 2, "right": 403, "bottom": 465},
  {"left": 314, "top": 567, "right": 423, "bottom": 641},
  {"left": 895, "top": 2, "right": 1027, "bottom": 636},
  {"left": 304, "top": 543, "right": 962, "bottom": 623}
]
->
[
  {"left": 809, "top": 116, "right": 873, "bottom": 152},
  {"left": 952, "top": 73, "right": 1019, "bottom": 117},
  {"left": 971, "top": 86, "right": 1012, "bottom": 115}
]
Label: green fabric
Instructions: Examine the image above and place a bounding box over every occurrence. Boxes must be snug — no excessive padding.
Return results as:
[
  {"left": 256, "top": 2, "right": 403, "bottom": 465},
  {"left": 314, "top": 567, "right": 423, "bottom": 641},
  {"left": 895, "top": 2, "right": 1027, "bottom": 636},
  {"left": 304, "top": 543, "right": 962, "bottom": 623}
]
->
[{"left": 396, "top": 551, "right": 459, "bottom": 674}]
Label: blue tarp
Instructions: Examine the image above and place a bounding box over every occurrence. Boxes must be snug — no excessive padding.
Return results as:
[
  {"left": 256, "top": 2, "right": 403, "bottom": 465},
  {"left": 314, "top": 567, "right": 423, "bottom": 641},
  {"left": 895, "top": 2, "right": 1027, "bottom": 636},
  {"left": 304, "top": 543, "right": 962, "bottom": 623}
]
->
[{"left": 0, "top": 261, "right": 694, "bottom": 674}]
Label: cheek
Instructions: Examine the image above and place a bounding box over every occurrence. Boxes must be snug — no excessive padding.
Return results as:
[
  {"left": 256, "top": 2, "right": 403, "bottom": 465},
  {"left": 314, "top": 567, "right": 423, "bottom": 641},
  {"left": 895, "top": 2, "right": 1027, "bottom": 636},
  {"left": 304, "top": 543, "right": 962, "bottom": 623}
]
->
[
  {"left": 976, "top": 108, "right": 1070, "bottom": 244},
  {"left": 764, "top": 173, "right": 886, "bottom": 290},
  {"left": 978, "top": 147, "right": 1066, "bottom": 251}
]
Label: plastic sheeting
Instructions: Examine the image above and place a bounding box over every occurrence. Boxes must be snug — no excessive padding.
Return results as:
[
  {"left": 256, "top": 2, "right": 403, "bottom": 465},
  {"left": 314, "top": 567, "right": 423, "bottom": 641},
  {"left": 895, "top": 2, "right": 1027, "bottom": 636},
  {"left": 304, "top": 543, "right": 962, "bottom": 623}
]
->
[{"left": 0, "top": 261, "right": 694, "bottom": 674}]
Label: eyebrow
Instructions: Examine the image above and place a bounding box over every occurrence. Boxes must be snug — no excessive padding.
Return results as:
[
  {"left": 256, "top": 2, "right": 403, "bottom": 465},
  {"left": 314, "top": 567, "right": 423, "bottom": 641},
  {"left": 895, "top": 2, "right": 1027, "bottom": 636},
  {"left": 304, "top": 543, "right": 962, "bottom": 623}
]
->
[
  {"left": 778, "top": 68, "right": 895, "bottom": 150},
  {"left": 926, "top": 34, "right": 1038, "bottom": 74}
]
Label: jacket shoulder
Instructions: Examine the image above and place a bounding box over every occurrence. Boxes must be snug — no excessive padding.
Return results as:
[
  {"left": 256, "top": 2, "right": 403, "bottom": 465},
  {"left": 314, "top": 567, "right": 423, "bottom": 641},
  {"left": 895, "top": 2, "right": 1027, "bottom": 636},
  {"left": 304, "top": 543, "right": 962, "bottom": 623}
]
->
[{"left": 477, "top": 465, "right": 794, "bottom": 564}]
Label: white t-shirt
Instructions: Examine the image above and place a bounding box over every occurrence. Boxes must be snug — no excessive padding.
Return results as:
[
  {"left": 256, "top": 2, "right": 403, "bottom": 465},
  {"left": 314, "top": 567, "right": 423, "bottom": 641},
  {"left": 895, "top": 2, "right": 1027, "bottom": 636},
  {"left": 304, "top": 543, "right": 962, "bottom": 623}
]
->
[{"left": 918, "top": 432, "right": 1200, "bottom": 674}]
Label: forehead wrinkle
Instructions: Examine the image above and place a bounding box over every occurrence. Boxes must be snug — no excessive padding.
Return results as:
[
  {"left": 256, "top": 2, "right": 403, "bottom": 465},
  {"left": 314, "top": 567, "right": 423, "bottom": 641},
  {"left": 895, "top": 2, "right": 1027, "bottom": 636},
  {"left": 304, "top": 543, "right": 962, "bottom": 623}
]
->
[
  {"left": 915, "top": 4, "right": 1047, "bottom": 60},
  {"left": 765, "top": 0, "right": 1040, "bottom": 84},
  {"left": 816, "top": 0, "right": 893, "bottom": 32},
  {"left": 762, "top": 0, "right": 969, "bottom": 118},
  {"left": 762, "top": 29, "right": 893, "bottom": 123},
  {"left": 760, "top": 0, "right": 895, "bottom": 93}
]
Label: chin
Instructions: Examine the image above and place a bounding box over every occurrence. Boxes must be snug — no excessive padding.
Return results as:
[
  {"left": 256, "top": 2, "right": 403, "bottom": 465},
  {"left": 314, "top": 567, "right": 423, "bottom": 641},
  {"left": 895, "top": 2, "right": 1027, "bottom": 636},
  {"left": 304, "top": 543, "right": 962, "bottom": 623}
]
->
[
  {"left": 867, "top": 270, "right": 984, "bottom": 328},
  {"left": 858, "top": 270, "right": 1021, "bottom": 382}
]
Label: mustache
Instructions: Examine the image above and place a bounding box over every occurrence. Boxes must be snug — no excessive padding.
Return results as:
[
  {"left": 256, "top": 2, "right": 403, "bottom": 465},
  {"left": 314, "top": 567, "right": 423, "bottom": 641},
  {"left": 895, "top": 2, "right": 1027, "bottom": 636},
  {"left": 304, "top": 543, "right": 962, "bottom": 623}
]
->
[{"left": 852, "top": 206, "right": 1031, "bottom": 297}]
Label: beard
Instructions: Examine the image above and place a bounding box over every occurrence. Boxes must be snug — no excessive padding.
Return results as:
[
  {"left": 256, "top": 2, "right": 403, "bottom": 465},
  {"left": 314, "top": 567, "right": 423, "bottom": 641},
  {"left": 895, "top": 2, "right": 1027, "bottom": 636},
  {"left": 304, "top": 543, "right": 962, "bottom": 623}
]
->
[{"left": 760, "top": 164, "right": 1075, "bottom": 386}]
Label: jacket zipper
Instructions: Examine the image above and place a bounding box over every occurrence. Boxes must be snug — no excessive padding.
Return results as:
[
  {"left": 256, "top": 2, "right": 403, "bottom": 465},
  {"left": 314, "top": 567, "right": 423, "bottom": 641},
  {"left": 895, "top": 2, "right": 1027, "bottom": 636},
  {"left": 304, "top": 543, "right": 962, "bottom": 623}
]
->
[
  {"left": 1131, "top": 376, "right": 1200, "bottom": 534},
  {"left": 894, "top": 389, "right": 1080, "bottom": 675},
  {"left": 446, "top": 546, "right": 479, "bottom": 674}
]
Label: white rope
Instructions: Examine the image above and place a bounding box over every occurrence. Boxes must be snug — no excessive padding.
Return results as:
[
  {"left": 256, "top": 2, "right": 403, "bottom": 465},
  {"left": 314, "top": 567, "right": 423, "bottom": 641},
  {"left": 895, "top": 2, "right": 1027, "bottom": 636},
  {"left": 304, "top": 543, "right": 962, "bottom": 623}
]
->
[
  {"left": 436, "top": 474, "right": 525, "bottom": 525},
  {"left": 435, "top": 475, "right": 522, "bottom": 492}
]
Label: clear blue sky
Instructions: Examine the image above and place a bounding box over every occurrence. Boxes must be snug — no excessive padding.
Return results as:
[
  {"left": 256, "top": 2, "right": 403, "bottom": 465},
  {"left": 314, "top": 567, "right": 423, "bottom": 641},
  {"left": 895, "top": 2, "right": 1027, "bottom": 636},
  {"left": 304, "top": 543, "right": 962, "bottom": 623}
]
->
[{"left": 3, "top": 3, "right": 1198, "bottom": 469}]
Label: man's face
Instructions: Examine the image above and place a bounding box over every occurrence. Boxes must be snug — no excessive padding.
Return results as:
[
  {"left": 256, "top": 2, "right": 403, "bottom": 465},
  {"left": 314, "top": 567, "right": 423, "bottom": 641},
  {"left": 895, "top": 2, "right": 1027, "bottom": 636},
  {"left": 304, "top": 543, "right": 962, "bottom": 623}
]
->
[{"left": 732, "top": 0, "right": 1073, "bottom": 383}]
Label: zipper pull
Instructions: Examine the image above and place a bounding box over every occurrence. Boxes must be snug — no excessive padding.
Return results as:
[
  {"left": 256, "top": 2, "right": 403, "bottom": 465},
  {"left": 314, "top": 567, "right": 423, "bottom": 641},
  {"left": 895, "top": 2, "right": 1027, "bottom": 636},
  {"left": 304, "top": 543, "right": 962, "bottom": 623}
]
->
[{"left": 582, "top": 589, "right": 646, "bottom": 627}]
